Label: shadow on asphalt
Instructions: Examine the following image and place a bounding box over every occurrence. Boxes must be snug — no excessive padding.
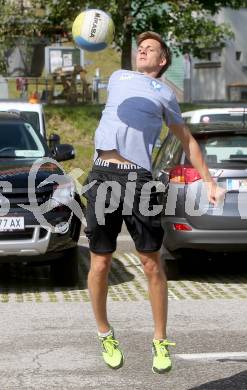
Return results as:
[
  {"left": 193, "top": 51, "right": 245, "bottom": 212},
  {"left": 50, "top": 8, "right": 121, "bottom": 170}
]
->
[
  {"left": 0, "top": 245, "right": 135, "bottom": 291},
  {"left": 0, "top": 246, "right": 247, "bottom": 289},
  {"left": 188, "top": 369, "right": 247, "bottom": 389},
  {"left": 78, "top": 246, "right": 135, "bottom": 290},
  {"left": 178, "top": 252, "right": 247, "bottom": 282}
]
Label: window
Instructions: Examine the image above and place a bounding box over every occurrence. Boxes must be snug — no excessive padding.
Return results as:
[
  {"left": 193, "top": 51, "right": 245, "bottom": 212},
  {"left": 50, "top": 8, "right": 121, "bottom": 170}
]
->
[
  {"left": 0, "top": 121, "right": 45, "bottom": 157},
  {"left": 195, "top": 134, "right": 247, "bottom": 164},
  {"left": 153, "top": 133, "right": 182, "bottom": 172},
  {"left": 236, "top": 51, "right": 242, "bottom": 61},
  {"left": 21, "top": 112, "right": 40, "bottom": 133},
  {"left": 241, "top": 91, "right": 247, "bottom": 100}
]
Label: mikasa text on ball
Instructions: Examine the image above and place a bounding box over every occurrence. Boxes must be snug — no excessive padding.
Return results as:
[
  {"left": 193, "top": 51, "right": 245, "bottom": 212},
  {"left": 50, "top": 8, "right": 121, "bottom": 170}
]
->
[{"left": 72, "top": 9, "right": 115, "bottom": 52}]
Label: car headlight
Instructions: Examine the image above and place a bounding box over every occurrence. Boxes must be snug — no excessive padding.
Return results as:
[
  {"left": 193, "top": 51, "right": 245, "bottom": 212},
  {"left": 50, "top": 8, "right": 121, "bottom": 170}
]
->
[{"left": 50, "top": 180, "right": 75, "bottom": 209}]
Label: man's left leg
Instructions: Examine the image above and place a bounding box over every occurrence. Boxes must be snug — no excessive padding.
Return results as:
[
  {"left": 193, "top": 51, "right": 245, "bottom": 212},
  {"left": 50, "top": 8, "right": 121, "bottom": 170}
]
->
[
  {"left": 138, "top": 251, "right": 167, "bottom": 339},
  {"left": 138, "top": 250, "right": 175, "bottom": 374}
]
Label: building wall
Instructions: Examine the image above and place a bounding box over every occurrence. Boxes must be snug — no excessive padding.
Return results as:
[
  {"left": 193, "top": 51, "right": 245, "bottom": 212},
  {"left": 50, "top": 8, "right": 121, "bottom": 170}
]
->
[
  {"left": 220, "top": 8, "right": 247, "bottom": 87},
  {"left": 191, "top": 7, "right": 247, "bottom": 102},
  {"left": 191, "top": 64, "right": 225, "bottom": 101},
  {"left": 165, "top": 53, "right": 184, "bottom": 91}
]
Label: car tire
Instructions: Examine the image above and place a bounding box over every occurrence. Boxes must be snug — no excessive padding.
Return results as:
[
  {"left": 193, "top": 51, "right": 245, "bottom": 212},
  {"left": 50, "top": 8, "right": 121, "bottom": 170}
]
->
[
  {"left": 179, "top": 249, "right": 208, "bottom": 274},
  {"left": 164, "top": 259, "right": 180, "bottom": 280},
  {"left": 50, "top": 246, "right": 79, "bottom": 287},
  {"left": 160, "top": 243, "right": 180, "bottom": 280}
]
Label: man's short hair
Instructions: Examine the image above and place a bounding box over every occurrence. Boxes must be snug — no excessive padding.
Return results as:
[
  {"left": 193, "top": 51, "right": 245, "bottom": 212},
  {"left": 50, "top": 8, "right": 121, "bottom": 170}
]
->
[{"left": 136, "top": 31, "right": 172, "bottom": 77}]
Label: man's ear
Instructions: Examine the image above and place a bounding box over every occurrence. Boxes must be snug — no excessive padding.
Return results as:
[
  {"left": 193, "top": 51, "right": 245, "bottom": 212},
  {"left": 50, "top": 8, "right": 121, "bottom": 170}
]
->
[{"left": 159, "top": 57, "right": 167, "bottom": 67}]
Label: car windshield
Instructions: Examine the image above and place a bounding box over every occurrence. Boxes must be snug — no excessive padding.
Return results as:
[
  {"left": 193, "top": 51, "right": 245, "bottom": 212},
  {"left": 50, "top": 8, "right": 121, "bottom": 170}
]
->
[
  {"left": 0, "top": 111, "right": 40, "bottom": 133},
  {"left": 196, "top": 134, "right": 247, "bottom": 164},
  {"left": 0, "top": 121, "right": 45, "bottom": 158},
  {"left": 20, "top": 112, "right": 40, "bottom": 133}
]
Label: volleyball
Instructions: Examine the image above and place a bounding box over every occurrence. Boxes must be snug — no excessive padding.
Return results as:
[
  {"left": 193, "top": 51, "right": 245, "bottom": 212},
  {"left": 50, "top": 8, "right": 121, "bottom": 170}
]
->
[{"left": 72, "top": 9, "right": 115, "bottom": 52}]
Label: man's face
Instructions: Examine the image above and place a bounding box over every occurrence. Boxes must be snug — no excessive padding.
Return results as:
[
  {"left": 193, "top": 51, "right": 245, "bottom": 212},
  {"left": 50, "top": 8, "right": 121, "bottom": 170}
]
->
[{"left": 135, "top": 38, "right": 166, "bottom": 76}]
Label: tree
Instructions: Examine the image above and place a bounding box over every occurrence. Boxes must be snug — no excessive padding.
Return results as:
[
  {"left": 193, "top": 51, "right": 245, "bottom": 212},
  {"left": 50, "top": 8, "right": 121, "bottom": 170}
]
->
[
  {"left": 93, "top": 0, "right": 246, "bottom": 69},
  {"left": 0, "top": 1, "right": 44, "bottom": 74},
  {"left": 33, "top": 0, "right": 247, "bottom": 69},
  {"left": 0, "top": 0, "right": 246, "bottom": 73}
]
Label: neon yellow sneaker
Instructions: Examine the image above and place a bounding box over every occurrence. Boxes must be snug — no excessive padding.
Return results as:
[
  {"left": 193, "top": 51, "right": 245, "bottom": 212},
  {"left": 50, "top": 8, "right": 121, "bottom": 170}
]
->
[
  {"left": 152, "top": 339, "right": 176, "bottom": 374},
  {"left": 98, "top": 329, "right": 124, "bottom": 369}
]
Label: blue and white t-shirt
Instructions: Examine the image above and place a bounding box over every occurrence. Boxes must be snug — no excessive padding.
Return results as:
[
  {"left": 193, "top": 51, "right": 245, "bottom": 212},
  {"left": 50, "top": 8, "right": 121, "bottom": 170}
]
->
[{"left": 94, "top": 69, "right": 183, "bottom": 171}]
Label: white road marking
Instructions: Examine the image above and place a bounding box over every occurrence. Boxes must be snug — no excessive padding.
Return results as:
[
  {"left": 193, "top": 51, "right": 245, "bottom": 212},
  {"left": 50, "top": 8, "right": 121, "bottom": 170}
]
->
[
  {"left": 176, "top": 352, "right": 247, "bottom": 361},
  {"left": 117, "top": 235, "right": 132, "bottom": 241}
]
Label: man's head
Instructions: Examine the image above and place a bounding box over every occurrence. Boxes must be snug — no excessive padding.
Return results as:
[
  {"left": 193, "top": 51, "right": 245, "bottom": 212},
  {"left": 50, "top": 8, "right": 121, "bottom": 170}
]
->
[{"left": 136, "top": 31, "right": 172, "bottom": 78}]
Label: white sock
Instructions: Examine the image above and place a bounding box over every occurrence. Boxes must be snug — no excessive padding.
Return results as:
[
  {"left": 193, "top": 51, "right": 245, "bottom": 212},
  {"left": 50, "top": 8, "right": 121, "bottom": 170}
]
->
[{"left": 98, "top": 328, "right": 113, "bottom": 338}]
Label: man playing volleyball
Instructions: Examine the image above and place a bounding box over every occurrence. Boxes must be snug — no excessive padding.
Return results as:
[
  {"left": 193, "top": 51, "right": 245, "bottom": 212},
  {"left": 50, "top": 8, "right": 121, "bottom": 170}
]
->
[{"left": 84, "top": 31, "right": 225, "bottom": 374}]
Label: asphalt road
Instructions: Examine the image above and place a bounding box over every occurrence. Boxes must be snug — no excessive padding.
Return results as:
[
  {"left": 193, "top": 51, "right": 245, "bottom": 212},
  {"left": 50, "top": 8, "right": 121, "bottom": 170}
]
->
[{"left": 0, "top": 229, "right": 247, "bottom": 389}]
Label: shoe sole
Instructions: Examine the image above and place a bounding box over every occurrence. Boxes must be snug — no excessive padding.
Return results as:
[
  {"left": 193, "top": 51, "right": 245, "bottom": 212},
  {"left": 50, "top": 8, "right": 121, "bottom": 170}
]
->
[
  {"left": 106, "top": 354, "right": 125, "bottom": 370},
  {"left": 152, "top": 365, "right": 172, "bottom": 374}
]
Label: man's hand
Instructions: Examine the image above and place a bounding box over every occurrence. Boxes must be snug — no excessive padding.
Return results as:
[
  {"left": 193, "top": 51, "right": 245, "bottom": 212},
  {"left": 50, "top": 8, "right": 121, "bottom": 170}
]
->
[{"left": 206, "top": 181, "right": 226, "bottom": 206}]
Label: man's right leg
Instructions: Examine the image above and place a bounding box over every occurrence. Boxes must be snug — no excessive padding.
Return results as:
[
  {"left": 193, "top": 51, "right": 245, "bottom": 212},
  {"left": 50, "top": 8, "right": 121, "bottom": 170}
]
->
[
  {"left": 84, "top": 163, "right": 126, "bottom": 368},
  {"left": 88, "top": 251, "right": 124, "bottom": 369},
  {"left": 88, "top": 251, "right": 112, "bottom": 333}
]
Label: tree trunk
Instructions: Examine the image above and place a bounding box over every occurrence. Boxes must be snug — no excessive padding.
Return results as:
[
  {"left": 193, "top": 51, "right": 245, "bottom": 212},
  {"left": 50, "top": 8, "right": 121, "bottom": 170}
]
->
[
  {"left": 121, "top": 22, "right": 132, "bottom": 70},
  {"left": 120, "top": 0, "right": 133, "bottom": 70},
  {"left": 30, "top": 43, "right": 46, "bottom": 77}
]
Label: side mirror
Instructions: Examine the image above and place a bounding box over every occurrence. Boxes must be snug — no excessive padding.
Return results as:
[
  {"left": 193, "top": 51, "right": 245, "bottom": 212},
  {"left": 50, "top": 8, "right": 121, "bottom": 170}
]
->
[
  {"left": 54, "top": 143, "right": 75, "bottom": 162},
  {"left": 49, "top": 133, "right": 60, "bottom": 149}
]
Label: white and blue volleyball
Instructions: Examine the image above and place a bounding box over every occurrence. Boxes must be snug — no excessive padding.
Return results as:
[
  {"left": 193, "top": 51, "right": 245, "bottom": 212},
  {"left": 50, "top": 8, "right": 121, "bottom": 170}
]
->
[{"left": 72, "top": 9, "right": 115, "bottom": 52}]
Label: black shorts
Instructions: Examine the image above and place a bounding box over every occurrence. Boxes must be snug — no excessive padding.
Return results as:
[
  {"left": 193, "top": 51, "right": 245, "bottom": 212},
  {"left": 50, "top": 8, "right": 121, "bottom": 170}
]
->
[{"left": 84, "top": 159, "right": 164, "bottom": 253}]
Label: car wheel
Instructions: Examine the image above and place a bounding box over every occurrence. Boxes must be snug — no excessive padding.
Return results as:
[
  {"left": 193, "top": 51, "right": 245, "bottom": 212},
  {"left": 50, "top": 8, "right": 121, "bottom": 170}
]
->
[
  {"left": 50, "top": 246, "right": 79, "bottom": 287},
  {"left": 160, "top": 244, "right": 180, "bottom": 280},
  {"left": 179, "top": 249, "right": 208, "bottom": 274},
  {"left": 164, "top": 259, "right": 180, "bottom": 280}
]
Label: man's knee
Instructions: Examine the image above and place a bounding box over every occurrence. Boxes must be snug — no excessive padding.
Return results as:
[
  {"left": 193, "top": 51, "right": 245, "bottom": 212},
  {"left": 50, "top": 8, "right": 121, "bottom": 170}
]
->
[
  {"left": 139, "top": 251, "right": 162, "bottom": 276},
  {"left": 90, "top": 253, "right": 112, "bottom": 275}
]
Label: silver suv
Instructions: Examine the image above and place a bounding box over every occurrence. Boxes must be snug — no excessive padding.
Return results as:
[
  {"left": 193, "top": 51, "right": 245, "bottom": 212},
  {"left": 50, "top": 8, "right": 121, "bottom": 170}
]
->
[{"left": 153, "top": 123, "right": 247, "bottom": 278}]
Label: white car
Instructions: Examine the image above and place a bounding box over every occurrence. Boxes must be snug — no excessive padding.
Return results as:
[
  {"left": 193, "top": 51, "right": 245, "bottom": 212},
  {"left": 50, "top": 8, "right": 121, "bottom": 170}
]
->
[
  {"left": 182, "top": 107, "right": 247, "bottom": 124},
  {"left": 0, "top": 100, "right": 46, "bottom": 138}
]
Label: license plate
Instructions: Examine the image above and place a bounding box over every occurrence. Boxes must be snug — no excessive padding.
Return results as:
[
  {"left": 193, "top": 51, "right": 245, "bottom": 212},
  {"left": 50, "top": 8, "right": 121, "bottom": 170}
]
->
[
  {"left": 227, "top": 179, "right": 247, "bottom": 191},
  {"left": 0, "top": 217, "right": 24, "bottom": 231}
]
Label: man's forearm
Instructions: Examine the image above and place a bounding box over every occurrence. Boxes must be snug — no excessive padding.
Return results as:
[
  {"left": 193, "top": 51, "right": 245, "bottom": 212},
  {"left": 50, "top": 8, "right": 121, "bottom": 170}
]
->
[
  {"left": 183, "top": 135, "right": 214, "bottom": 183},
  {"left": 169, "top": 123, "right": 225, "bottom": 204},
  {"left": 169, "top": 123, "right": 215, "bottom": 184}
]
